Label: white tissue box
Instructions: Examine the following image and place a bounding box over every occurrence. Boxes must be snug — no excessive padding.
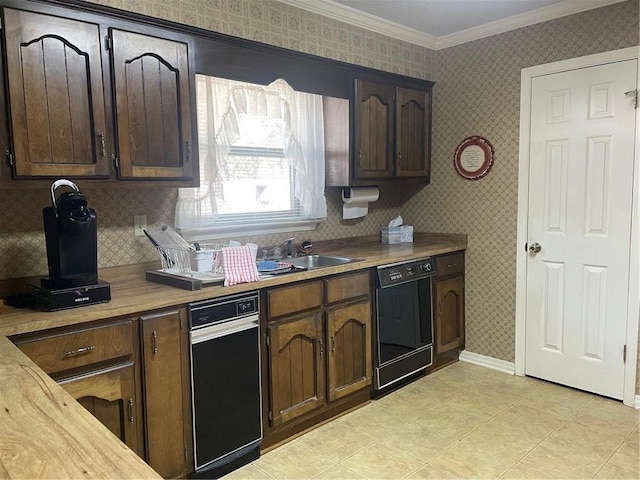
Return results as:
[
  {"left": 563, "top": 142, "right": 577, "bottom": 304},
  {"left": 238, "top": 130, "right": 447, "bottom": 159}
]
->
[{"left": 381, "top": 226, "right": 413, "bottom": 244}]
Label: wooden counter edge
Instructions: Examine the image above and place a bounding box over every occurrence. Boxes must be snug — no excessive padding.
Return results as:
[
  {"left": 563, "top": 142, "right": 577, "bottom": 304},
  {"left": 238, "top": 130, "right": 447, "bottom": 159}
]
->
[{"left": 0, "top": 336, "right": 161, "bottom": 480}]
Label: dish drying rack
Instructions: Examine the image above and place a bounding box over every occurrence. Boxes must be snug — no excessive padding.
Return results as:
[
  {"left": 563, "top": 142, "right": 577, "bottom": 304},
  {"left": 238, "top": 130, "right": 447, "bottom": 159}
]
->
[
  {"left": 143, "top": 224, "right": 228, "bottom": 290},
  {"left": 156, "top": 244, "right": 226, "bottom": 275}
]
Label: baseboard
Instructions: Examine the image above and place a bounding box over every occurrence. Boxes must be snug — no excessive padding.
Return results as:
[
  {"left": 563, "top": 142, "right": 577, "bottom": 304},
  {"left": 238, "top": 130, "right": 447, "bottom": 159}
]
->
[{"left": 459, "top": 350, "right": 516, "bottom": 375}]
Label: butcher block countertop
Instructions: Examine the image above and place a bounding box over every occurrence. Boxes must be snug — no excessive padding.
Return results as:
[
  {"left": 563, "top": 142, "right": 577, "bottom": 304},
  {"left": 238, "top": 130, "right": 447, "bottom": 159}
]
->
[
  {"left": 0, "top": 233, "right": 467, "bottom": 337},
  {"left": 0, "top": 233, "right": 466, "bottom": 479}
]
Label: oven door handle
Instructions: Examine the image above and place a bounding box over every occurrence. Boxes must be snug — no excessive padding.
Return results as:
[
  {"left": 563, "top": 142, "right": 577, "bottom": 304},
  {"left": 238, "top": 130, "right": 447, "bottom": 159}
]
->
[{"left": 191, "top": 315, "right": 258, "bottom": 344}]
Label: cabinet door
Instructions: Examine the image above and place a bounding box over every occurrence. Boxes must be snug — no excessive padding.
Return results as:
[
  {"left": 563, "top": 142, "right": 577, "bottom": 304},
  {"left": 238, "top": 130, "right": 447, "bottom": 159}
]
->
[
  {"left": 354, "top": 79, "right": 394, "bottom": 179},
  {"left": 434, "top": 276, "right": 465, "bottom": 353},
  {"left": 326, "top": 300, "right": 372, "bottom": 402},
  {"left": 267, "top": 314, "right": 325, "bottom": 427},
  {"left": 110, "top": 29, "right": 193, "bottom": 180},
  {"left": 395, "top": 87, "right": 430, "bottom": 178},
  {"left": 3, "top": 8, "right": 109, "bottom": 178},
  {"left": 140, "top": 310, "right": 191, "bottom": 478},
  {"left": 0, "top": 44, "right": 10, "bottom": 183},
  {"left": 58, "top": 362, "right": 142, "bottom": 456}
]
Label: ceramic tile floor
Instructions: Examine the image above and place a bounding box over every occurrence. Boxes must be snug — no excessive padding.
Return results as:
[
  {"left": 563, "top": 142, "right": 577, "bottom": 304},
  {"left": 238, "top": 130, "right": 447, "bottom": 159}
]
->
[{"left": 223, "top": 362, "right": 640, "bottom": 480}]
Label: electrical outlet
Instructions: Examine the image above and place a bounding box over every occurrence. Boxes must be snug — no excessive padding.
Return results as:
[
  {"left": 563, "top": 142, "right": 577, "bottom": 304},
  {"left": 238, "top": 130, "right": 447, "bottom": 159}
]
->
[{"left": 133, "top": 215, "right": 147, "bottom": 237}]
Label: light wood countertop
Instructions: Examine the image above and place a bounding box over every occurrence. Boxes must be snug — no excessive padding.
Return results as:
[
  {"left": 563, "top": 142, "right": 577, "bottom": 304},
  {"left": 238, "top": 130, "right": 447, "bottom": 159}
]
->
[
  {"left": 0, "top": 233, "right": 466, "bottom": 337},
  {"left": 0, "top": 335, "right": 161, "bottom": 479},
  {"left": 0, "top": 232, "right": 466, "bottom": 479}
]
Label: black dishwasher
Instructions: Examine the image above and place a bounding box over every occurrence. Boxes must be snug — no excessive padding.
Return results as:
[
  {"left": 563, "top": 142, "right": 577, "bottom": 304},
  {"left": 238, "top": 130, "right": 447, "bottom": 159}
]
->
[{"left": 188, "top": 291, "right": 262, "bottom": 478}]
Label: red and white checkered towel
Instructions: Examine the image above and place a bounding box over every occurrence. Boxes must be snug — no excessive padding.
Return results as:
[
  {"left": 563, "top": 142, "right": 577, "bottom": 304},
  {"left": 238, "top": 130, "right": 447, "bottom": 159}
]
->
[{"left": 222, "top": 246, "right": 260, "bottom": 286}]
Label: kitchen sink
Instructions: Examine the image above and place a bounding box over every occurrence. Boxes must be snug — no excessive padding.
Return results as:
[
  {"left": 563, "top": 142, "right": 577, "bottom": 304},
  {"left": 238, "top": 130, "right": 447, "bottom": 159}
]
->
[{"left": 286, "top": 255, "right": 361, "bottom": 270}]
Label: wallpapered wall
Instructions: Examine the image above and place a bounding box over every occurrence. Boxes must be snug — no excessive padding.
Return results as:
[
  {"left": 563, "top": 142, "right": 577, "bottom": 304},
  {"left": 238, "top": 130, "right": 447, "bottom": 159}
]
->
[
  {"left": 400, "top": 0, "right": 639, "bottom": 392},
  {"left": 1, "top": 0, "right": 638, "bottom": 391}
]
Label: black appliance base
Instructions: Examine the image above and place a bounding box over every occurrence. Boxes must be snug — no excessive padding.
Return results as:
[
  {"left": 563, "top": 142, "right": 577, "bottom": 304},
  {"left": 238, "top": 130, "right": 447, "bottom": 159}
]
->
[
  {"left": 374, "top": 345, "right": 433, "bottom": 391},
  {"left": 191, "top": 442, "right": 260, "bottom": 480},
  {"left": 35, "top": 279, "right": 111, "bottom": 311}
]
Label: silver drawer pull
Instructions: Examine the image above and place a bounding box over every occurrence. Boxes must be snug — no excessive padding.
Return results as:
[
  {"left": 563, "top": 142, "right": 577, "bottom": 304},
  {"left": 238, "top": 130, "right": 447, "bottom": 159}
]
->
[
  {"left": 447, "top": 263, "right": 457, "bottom": 268},
  {"left": 63, "top": 345, "right": 96, "bottom": 357}
]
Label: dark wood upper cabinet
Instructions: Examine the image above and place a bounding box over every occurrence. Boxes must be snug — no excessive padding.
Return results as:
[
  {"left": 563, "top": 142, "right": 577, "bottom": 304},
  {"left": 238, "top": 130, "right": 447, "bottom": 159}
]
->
[
  {"left": 3, "top": 8, "right": 110, "bottom": 178},
  {"left": 354, "top": 79, "right": 395, "bottom": 180},
  {"left": 110, "top": 29, "right": 193, "bottom": 180},
  {"left": 326, "top": 78, "right": 432, "bottom": 186},
  {"left": 354, "top": 79, "right": 431, "bottom": 181},
  {"left": 396, "top": 86, "right": 430, "bottom": 178}
]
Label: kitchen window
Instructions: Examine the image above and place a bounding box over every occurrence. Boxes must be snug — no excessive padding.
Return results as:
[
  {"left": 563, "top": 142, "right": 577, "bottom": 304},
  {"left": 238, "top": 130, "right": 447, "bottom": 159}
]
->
[{"left": 176, "top": 76, "right": 327, "bottom": 240}]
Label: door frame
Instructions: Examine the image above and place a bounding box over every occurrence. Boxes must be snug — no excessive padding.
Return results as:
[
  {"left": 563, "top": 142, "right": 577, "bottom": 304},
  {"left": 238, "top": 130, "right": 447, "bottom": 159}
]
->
[{"left": 515, "top": 46, "right": 640, "bottom": 407}]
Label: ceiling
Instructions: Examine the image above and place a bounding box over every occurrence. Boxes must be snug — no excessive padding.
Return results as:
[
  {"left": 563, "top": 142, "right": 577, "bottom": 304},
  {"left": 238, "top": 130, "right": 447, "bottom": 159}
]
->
[{"left": 276, "top": 0, "right": 627, "bottom": 49}]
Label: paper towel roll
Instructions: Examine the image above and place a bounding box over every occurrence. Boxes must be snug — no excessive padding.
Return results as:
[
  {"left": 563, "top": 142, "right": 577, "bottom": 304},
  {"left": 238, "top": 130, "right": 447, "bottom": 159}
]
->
[{"left": 342, "top": 187, "right": 379, "bottom": 219}]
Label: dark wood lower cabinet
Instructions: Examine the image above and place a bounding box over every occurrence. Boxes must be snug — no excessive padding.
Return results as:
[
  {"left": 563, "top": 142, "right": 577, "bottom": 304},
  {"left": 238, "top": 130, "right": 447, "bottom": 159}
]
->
[
  {"left": 59, "top": 362, "right": 142, "bottom": 456},
  {"left": 267, "top": 313, "right": 325, "bottom": 427},
  {"left": 430, "top": 251, "right": 466, "bottom": 371},
  {"left": 326, "top": 300, "right": 371, "bottom": 402},
  {"left": 140, "top": 309, "right": 192, "bottom": 479},
  {"left": 435, "top": 276, "right": 465, "bottom": 353},
  {"left": 262, "top": 271, "right": 373, "bottom": 449}
]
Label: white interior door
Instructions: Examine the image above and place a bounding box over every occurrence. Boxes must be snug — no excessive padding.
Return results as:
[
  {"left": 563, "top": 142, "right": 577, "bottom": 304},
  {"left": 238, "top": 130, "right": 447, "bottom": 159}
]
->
[{"left": 525, "top": 59, "right": 637, "bottom": 400}]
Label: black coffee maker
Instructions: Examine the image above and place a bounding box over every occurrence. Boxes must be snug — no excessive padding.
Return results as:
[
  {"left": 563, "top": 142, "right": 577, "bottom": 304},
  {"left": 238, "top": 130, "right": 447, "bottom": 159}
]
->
[{"left": 43, "top": 179, "right": 99, "bottom": 290}]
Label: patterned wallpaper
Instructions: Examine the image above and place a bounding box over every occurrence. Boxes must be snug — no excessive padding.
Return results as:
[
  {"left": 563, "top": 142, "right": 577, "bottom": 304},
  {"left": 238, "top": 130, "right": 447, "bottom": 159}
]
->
[
  {"left": 1, "top": 0, "right": 638, "bottom": 391},
  {"left": 402, "top": 1, "right": 639, "bottom": 364}
]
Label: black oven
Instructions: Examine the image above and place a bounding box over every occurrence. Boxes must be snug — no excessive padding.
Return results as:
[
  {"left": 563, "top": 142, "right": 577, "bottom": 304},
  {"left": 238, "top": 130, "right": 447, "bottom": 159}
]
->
[{"left": 374, "top": 257, "right": 435, "bottom": 391}]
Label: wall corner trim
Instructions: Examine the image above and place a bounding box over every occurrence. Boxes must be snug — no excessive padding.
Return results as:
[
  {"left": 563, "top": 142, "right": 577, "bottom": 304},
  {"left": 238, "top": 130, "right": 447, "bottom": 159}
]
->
[{"left": 459, "top": 350, "right": 516, "bottom": 375}]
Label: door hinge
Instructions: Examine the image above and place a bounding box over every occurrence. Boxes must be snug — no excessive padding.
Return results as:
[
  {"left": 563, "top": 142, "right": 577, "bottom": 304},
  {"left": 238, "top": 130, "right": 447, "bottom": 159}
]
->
[
  {"left": 112, "top": 154, "right": 119, "bottom": 170},
  {"left": 624, "top": 89, "right": 638, "bottom": 109},
  {"left": 623, "top": 344, "right": 627, "bottom": 363},
  {"left": 268, "top": 411, "right": 272, "bottom": 421},
  {"left": 105, "top": 35, "right": 112, "bottom": 50},
  {"left": 6, "top": 150, "right": 13, "bottom": 167},
  {"left": 524, "top": 242, "right": 528, "bottom": 252},
  {"left": 265, "top": 334, "right": 270, "bottom": 348}
]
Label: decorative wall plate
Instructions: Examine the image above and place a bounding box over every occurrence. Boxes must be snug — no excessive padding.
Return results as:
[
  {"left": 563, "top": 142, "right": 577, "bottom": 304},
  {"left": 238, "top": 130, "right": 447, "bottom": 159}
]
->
[{"left": 453, "top": 136, "right": 494, "bottom": 180}]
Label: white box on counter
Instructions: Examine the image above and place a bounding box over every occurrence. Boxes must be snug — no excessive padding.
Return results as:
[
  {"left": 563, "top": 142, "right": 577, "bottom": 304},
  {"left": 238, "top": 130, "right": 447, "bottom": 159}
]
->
[{"left": 381, "top": 226, "right": 413, "bottom": 244}]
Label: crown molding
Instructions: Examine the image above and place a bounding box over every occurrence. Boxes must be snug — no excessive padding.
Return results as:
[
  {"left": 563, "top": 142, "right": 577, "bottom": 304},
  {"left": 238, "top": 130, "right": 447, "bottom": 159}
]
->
[
  {"left": 436, "top": 0, "right": 629, "bottom": 49},
  {"left": 275, "top": 0, "right": 629, "bottom": 50},
  {"left": 275, "top": 0, "right": 440, "bottom": 48}
]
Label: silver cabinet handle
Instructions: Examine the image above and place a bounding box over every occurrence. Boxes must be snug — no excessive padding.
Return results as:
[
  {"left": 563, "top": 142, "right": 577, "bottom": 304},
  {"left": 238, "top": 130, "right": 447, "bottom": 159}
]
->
[
  {"left": 98, "top": 133, "right": 105, "bottom": 158},
  {"left": 152, "top": 330, "right": 158, "bottom": 355},
  {"left": 64, "top": 345, "right": 96, "bottom": 357},
  {"left": 128, "top": 398, "right": 134, "bottom": 423},
  {"left": 331, "top": 336, "right": 336, "bottom": 352},
  {"left": 529, "top": 243, "right": 542, "bottom": 253}
]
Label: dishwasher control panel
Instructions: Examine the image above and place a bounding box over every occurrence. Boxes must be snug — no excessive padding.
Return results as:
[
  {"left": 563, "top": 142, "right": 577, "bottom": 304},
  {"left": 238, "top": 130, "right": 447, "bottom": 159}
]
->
[
  {"left": 189, "top": 291, "right": 259, "bottom": 330},
  {"left": 376, "top": 257, "right": 435, "bottom": 288}
]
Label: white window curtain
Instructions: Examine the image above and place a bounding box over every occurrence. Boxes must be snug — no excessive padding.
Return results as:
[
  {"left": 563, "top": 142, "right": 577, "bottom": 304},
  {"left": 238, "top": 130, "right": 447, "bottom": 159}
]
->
[{"left": 175, "top": 76, "right": 327, "bottom": 232}]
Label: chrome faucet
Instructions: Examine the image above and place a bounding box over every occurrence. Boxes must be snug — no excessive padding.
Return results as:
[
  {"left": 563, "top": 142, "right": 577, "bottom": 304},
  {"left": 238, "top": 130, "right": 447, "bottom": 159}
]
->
[{"left": 262, "top": 238, "right": 295, "bottom": 259}]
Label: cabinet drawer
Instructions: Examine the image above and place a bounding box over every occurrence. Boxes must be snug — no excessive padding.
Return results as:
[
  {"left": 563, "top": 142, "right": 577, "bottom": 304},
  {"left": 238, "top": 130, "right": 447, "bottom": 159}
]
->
[
  {"left": 267, "top": 281, "right": 323, "bottom": 319},
  {"left": 435, "top": 252, "right": 465, "bottom": 278},
  {"left": 15, "top": 320, "right": 133, "bottom": 375},
  {"left": 325, "top": 271, "right": 370, "bottom": 304}
]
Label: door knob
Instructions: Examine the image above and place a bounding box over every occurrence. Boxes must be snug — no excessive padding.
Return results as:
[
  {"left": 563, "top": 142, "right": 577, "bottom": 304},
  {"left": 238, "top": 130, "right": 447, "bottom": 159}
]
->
[{"left": 529, "top": 243, "right": 542, "bottom": 253}]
